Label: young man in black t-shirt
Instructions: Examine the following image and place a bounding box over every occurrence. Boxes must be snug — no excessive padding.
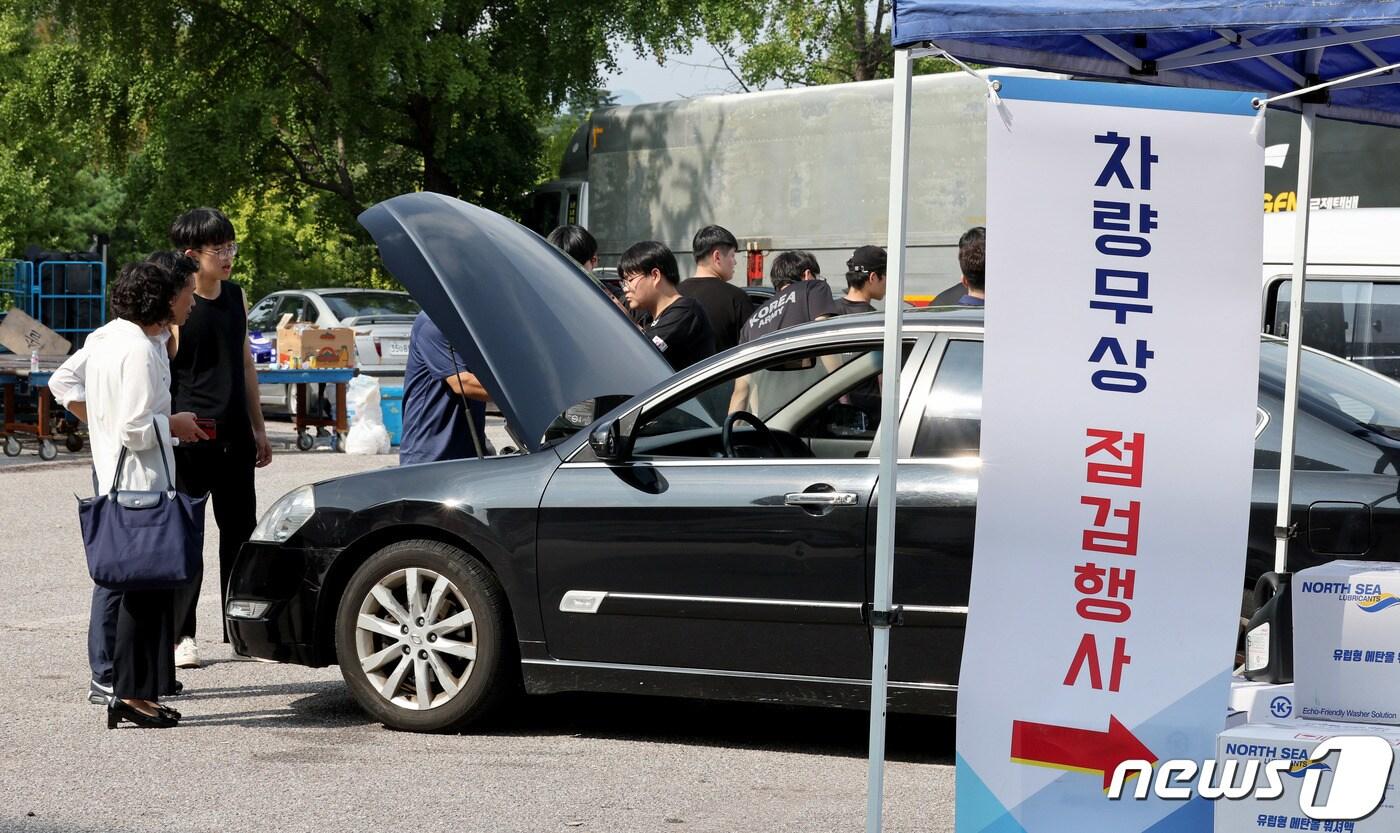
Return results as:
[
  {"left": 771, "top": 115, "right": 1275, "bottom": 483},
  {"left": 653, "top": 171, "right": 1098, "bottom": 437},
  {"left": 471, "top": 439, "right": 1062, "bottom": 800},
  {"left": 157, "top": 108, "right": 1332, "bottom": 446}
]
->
[
  {"left": 837, "top": 245, "right": 887, "bottom": 314},
  {"left": 731, "top": 250, "right": 839, "bottom": 413},
  {"left": 677, "top": 225, "right": 753, "bottom": 353},
  {"left": 168, "top": 207, "right": 271, "bottom": 667},
  {"left": 619, "top": 241, "right": 716, "bottom": 372}
]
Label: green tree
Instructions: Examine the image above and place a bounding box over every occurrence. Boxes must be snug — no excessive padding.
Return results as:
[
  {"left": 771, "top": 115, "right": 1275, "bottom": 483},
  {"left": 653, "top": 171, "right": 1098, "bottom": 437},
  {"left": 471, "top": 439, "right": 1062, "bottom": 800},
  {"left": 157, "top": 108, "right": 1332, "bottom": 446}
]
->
[
  {"left": 702, "top": 0, "right": 955, "bottom": 91},
  {"left": 20, "top": 0, "right": 712, "bottom": 230}
]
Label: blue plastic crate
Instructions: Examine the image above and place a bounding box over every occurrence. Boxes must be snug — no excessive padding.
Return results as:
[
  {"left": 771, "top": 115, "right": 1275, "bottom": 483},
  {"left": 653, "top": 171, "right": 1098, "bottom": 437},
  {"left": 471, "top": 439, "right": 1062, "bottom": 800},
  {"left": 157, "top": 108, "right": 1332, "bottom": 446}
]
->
[{"left": 380, "top": 385, "right": 404, "bottom": 446}]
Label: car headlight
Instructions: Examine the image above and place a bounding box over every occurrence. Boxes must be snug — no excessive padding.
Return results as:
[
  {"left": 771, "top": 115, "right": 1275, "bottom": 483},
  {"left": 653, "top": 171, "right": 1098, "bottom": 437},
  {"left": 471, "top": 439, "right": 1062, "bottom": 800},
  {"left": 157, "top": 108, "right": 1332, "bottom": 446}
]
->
[{"left": 250, "top": 485, "right": 316, "bottom": 543}]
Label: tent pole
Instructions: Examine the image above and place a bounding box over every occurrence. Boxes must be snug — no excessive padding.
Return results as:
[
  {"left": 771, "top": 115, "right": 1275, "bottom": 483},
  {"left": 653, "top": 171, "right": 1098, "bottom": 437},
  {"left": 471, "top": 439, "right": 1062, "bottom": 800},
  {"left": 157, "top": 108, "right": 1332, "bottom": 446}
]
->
[
  {"left": 1273, "top": 102, "right": 1318, "bottom": 575},
  {"left": 865, "top": 45, "right": 913, "bottom": 833}
]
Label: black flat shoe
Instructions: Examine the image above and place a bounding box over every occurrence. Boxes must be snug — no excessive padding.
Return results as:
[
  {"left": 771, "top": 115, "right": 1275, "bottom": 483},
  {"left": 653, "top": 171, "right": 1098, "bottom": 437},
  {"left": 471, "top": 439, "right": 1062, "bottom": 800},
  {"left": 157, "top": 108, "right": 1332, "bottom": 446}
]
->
[{"left": 106, "top": 700, "right": 178, "bottom": 729}]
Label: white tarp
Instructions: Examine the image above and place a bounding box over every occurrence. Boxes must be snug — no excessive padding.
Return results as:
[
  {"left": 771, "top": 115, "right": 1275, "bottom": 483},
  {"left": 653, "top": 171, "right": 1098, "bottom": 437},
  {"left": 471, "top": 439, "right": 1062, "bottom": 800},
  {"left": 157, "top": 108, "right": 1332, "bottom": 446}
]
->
[{"left": 955, "top": 77, "right": 1263, "bottom": 833}]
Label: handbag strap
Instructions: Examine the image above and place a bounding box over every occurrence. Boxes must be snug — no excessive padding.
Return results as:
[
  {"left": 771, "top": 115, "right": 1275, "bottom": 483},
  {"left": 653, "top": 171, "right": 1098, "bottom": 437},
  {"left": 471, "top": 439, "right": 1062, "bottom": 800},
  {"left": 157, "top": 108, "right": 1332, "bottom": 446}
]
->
[{"left": 99, "top": 420, "right": 176, "bottom": 497}]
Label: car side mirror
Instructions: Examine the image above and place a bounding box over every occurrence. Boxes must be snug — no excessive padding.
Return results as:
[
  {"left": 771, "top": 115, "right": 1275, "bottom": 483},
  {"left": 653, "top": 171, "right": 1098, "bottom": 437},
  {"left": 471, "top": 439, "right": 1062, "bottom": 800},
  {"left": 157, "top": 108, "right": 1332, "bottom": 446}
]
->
[
  {"left": 825, "top": 402, "right": 871, "bottom": 437},
  {"left": 589, "top": 420, "right": 626, "bottom": 461},
  {"left": 588, "top": 407, "right": 639, "bottom": 462}
]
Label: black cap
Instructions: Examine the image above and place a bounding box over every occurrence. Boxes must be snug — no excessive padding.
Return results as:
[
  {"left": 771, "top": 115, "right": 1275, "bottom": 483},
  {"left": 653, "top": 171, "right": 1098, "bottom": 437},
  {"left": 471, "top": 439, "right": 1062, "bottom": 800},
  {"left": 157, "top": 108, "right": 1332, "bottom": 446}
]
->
[{"left": 847, "top": 245, "right": 886, "bottom": 275}]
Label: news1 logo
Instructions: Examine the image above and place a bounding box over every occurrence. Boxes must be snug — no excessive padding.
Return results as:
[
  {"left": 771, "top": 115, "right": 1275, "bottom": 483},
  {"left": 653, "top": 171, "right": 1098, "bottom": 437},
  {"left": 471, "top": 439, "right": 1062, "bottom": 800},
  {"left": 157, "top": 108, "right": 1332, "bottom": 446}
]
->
[{"left": 1107, "top": 736, "right": 1396, "bottom": 820}]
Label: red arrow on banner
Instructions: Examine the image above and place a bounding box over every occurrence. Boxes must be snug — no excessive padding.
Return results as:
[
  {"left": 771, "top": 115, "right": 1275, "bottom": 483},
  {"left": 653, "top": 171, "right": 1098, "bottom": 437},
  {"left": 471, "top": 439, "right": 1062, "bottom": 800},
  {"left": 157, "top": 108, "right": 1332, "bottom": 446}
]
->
[{"left": 1010, "top": 715, "right": 1157, "bottom": 790}]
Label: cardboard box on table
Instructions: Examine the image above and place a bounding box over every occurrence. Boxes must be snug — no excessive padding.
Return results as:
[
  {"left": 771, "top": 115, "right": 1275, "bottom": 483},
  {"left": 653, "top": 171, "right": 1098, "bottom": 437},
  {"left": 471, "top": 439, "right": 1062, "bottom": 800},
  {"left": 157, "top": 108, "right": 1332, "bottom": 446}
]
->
[
  {"left": 1214, "top": 721, "right": 1400, "bottom": 832},
  {"left": 1293, "top": 561, "right": 1400, "bottom": 724},
  {"left": 275, "top": 313, "right": 356, "bottom": 369}
]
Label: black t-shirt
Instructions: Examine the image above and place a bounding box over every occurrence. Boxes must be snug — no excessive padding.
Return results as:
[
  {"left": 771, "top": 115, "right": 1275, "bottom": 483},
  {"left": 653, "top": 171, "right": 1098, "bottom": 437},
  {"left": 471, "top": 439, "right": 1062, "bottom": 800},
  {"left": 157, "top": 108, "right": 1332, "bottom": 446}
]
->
[
  {"left": 646, "top": 296, "right": 716, "bottom": 371},
  {"left": 171, "top": 280, "right": 250, "bottom": 433},
  {"left": 677, "top": 277, "right": 754, "bottom": 353},
  {"left": 835, "top": 297, "right": 876, "bottom": 315},
  {"left": 739, "top": 280, "right": 839, "bottom": 344},
  {"left": 931, "top": 283, "right": 966, "bottom": 307}
]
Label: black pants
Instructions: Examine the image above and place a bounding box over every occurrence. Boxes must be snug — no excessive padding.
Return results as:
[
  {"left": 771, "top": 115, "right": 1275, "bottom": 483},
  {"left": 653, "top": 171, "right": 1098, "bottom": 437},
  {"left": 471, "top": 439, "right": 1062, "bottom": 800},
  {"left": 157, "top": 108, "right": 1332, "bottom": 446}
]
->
[
  {"left": 114, "top": 589, "right": 174, "bottom": 701},
  {"left": 173, "top": 433, "right": 256, "bottom": 642}
]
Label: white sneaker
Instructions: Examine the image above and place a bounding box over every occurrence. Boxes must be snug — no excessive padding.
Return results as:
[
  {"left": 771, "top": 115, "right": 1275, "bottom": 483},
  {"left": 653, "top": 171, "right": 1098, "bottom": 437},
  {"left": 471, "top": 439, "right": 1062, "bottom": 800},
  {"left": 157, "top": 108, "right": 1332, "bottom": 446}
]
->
[{"left": 174, "top": 637, "right": 201, "bottom": 669}]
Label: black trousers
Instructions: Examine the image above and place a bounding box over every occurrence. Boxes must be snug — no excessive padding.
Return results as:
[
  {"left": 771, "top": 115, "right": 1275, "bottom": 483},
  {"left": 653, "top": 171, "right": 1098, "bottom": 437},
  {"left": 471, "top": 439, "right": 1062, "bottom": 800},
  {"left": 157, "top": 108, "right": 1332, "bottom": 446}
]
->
[
  {"left": 173, "top": 432, "right": 256, "bottom": 642},
  {"left": 114, "top": 589, "right": 174, "bottom": 701}
]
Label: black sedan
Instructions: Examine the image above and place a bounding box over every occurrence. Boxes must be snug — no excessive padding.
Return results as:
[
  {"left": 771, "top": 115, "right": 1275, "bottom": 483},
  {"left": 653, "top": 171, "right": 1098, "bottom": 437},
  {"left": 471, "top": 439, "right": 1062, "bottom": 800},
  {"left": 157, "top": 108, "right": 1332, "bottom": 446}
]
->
[{"left": 227, "top": 194, "right": 1400, "bottom": 732}]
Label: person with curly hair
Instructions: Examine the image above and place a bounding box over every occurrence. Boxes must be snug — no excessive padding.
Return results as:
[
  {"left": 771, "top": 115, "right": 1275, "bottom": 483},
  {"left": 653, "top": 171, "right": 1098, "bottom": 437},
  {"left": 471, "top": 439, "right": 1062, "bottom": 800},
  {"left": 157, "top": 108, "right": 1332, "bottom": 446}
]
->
[{"left": 51, "top": 260, "right": 207, "bottom": 728}]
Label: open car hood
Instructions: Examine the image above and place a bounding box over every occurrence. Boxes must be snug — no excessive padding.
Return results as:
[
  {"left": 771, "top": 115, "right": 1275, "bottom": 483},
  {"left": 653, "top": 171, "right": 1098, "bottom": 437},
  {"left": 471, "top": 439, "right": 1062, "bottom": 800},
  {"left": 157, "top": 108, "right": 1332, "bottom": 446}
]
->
[{"left": 358, "top": 193, "right": 673, "bottom": 452}]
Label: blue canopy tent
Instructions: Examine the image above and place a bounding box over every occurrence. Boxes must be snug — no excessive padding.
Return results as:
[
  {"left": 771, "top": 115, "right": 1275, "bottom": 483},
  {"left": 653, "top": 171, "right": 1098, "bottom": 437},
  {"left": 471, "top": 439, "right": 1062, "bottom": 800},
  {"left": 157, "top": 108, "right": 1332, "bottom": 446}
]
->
[{"left": 860, "top": 3, "right": 1400, "bottom": 831}]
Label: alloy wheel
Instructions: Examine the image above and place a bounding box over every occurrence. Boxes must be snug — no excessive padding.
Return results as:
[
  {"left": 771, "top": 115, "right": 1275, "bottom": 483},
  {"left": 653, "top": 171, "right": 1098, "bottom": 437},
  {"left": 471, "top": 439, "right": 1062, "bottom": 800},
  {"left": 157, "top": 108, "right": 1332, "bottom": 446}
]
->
[{"left": 354, "top": 567, "right": 477, "bottom": 710}]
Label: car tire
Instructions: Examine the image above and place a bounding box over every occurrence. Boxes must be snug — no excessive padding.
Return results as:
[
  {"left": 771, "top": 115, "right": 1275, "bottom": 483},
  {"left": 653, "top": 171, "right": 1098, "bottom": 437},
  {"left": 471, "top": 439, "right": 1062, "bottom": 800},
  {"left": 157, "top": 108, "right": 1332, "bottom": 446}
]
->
[{"left": 335, "top": 539, "right": 515, "bottom": 732}]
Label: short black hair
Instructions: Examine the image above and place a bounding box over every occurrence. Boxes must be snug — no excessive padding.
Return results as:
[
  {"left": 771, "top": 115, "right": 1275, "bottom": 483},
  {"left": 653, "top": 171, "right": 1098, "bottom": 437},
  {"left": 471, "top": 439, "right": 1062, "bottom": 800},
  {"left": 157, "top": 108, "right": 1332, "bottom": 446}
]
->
[
  {"left": 546, "top": 224, "right": 598, "bottom": 266},
  {"left": 959, "top": 226, "right": 986, "bottom": 291},
  {"left": 617, "top": 240, "right": 680, "bottom": 286},
  {"left": 169, "top": 207, "right": 236, "bottom": 250},
  {"left": 146, "top": 250, "right": 199, "bottom": 284},
  {"left": 769, "top": 250, "right": 820, "bottom": 290},
  {"left": 110, "top": 261, "right": 189, "bottom": 327},
  {"left": 692, "top": 225, "right": 738, "bottom": 263}
]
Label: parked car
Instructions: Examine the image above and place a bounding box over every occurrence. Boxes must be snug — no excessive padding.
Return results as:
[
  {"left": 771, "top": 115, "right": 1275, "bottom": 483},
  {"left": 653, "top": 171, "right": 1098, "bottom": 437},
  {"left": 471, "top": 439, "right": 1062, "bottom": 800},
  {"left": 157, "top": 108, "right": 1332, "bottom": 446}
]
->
[
  {"left": 227, "top": 194, "right": 1400, "bottom": 732},
  {"left": 246, "top": 288, "right": 421, "bottom": 411}
]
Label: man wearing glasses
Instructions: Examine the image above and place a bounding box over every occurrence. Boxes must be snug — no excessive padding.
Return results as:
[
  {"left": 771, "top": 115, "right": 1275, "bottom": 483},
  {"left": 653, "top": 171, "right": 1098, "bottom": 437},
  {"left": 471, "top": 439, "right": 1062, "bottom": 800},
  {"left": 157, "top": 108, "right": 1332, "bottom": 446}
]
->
[
  {"left": 168, "top": 207, "right": 273, "bottom": 670},
  {"left": 618, "top": 240, "right": 716, "bottom": 372}
]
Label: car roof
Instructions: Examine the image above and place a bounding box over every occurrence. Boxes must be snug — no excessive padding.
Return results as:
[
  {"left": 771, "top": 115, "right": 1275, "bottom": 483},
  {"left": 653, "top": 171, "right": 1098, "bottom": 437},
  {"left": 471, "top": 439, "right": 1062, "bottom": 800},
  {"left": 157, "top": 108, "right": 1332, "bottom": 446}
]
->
[{"left": 738, "top": 305, "right": 986, "bottom": 344}]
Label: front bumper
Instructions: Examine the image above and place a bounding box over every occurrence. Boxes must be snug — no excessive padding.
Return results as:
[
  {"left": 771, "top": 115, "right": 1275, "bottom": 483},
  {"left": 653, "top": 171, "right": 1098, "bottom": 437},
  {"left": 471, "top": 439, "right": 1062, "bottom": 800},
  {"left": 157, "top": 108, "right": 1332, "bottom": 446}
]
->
[{"left": 225, "top": 541, "right": 337, "bottom": 667}]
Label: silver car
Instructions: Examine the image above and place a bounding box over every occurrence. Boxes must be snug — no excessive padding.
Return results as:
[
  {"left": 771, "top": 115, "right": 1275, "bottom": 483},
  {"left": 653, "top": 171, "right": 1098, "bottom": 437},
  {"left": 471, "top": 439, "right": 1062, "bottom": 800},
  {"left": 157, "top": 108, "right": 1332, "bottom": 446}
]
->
[{"left": 247, "top": 288, "right": 421, "bottom": 410}]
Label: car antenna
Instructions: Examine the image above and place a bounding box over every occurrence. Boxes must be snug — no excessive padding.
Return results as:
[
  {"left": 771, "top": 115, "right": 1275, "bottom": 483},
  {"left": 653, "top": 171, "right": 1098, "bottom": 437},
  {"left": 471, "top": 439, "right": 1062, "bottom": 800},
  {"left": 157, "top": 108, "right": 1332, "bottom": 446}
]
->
[{"left": 449, "top": 345, "right": 488, "bottom": 459}]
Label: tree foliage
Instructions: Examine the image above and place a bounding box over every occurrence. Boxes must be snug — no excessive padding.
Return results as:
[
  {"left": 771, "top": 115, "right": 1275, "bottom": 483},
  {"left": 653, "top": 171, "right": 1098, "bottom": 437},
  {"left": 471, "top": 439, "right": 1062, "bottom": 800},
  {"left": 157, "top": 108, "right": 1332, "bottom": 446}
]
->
[
  {"left": 702, "top": 0, "right": 955, "bottom": 91},
  {"left": 0, "top": 0, "right": 711, "bottom": 293}
]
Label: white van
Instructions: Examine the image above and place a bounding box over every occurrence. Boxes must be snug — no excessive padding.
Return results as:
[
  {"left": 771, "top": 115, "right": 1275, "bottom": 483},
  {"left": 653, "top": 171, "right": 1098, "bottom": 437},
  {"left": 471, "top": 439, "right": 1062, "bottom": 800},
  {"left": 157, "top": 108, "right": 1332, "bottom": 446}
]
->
[{"left": 1262, "top": 208, "right": 1400, "bottom": 382}]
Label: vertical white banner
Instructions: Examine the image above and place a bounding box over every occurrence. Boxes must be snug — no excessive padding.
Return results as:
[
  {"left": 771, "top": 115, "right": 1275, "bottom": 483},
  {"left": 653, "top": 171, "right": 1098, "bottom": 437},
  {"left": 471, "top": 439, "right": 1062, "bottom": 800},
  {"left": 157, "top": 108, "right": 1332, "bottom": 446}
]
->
[{"left": 956, "top": 78, "right": 1263, "bottom": 833}]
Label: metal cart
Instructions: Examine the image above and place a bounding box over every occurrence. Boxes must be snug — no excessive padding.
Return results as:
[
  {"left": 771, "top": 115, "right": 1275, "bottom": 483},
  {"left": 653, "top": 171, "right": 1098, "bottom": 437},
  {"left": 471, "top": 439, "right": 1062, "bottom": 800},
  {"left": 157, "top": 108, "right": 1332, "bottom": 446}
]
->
[
  {"left": 0, "top": 369, "right": 62, "bottom": 460},
  {"left": 256, "top": 368, "right": 356, "bottom": 452}
]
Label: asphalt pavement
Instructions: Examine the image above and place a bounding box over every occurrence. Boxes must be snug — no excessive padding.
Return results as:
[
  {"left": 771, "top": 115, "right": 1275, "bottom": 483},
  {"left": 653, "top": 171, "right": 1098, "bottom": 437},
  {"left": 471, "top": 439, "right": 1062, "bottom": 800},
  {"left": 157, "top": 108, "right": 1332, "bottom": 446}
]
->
[{"left": 0, "top": 433, "right": 955, "bottom": 833}]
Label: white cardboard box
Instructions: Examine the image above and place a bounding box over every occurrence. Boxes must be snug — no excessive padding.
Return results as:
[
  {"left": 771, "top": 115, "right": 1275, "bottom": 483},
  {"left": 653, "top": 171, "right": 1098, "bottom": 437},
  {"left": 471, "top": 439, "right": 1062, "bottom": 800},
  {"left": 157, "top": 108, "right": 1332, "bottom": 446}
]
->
[
  {"left": 1229, "top": 676, "right": 1296, "bottom": 728},
  {"left": 1216, "top": 720, "right": 1400, "bottom": 832},
  {"left": 1293, "top": 561, "right": 1400, "bottom": 724}
]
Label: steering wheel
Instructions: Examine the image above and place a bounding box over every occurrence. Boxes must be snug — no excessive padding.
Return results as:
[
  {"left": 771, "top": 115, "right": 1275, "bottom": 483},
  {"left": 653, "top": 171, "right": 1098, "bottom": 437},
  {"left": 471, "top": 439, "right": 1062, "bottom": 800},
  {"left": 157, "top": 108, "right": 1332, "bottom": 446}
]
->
[{"left": 723, "top": 411, "right": 784, "bottom": 459}]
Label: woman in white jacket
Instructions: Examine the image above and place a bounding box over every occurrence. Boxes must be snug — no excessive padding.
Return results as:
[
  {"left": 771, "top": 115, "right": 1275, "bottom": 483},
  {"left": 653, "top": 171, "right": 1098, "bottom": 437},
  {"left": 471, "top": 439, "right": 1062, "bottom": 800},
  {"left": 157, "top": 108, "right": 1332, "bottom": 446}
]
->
[{"left": 53, "top": 261, "right": 204, "bottom": 728}]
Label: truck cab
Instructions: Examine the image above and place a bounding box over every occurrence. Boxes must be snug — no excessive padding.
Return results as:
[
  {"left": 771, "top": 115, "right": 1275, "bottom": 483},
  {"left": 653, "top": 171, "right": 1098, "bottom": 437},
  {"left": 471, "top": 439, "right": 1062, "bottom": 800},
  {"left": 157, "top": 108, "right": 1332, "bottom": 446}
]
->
[{"left": 1262, "top": 208, "right": 1400, "bottom": 383}]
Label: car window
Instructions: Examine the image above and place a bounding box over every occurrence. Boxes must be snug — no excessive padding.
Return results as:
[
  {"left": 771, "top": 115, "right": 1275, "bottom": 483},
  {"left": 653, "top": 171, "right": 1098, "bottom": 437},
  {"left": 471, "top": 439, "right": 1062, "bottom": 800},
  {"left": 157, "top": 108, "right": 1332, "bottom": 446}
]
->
[
  {"left": 247, "top": 297, "right": 279, "bottom": 333},
  {"left": 632, "top": 343, "right": 898, "bottom": 459},
  {"left": 322, "top": 293, "right": 421, "bottom": 319},
  {"left": 1272, "top": 279, "right": 1400, "bottom": 384},
  {"left": 914, "top": 340, "right": 984, "bottom": 458},
  {"left": 274, "top": 295, "right": 308, "bottom": 325},
  {"left": 1257, "top": 339, "right": 1400, "bottom": 474}
]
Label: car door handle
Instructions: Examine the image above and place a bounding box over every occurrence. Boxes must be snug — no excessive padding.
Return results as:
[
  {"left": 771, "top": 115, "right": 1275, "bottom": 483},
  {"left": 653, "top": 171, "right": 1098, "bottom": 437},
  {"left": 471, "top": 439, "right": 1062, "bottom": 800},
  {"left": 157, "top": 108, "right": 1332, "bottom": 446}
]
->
[{"left": 785, "top": 491, "right": 858, "bottom": 507}]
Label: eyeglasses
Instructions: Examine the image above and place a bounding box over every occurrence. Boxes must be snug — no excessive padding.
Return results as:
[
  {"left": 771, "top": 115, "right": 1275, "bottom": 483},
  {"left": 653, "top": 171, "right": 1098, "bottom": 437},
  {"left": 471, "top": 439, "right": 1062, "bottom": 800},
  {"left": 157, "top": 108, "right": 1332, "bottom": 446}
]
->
[
  {"left": 198, "top": 243, "right": 240, "bottom": 259},
  {"left": 620, "top": 271, "right": 648, "bottom": 287}
]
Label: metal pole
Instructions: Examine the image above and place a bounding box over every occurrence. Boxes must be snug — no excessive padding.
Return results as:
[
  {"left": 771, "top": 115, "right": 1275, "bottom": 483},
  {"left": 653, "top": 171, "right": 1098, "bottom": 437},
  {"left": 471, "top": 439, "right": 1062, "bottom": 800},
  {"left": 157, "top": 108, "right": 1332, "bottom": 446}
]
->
[
  {"left": 1272, "top": 102, "right": 1317, "bottom": 575},
  {"left": 866, "top": 46, "right": 913, "bottom": 833}
]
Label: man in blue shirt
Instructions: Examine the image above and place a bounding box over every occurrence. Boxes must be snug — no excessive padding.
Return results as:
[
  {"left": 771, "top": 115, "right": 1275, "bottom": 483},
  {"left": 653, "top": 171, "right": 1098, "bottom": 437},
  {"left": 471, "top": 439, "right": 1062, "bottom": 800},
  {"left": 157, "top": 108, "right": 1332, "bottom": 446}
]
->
[
  {"left": 399, "top": 312, "right": 490, "bottom": 465},
  {"left": 955, "top": 226, "right": 986, "bottom": 307}
]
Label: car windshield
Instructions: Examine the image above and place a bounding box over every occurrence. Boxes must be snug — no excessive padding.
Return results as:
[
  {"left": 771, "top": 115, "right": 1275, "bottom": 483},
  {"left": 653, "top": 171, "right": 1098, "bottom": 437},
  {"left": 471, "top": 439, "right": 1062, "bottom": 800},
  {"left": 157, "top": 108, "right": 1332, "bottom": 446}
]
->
[
  {"left": 1260, "top": 338, "right": 1400, "bottom": 440},
  {"left": 323, "top": 292, "right": 421, "bottom": 319}
]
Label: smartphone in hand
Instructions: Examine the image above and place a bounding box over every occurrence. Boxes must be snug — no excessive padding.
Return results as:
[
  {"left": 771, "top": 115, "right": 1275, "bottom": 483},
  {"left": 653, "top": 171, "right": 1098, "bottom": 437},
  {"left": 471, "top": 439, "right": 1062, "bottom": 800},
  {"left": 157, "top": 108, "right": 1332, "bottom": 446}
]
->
[{"left": 195, "top": 418, "right": 217, "bottom": 440}]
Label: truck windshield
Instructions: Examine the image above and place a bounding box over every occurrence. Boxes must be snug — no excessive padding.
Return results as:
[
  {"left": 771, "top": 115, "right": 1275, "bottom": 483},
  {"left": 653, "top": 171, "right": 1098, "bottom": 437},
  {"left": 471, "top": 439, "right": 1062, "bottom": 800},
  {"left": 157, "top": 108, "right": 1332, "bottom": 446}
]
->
[{"left": 1272, "top": 279, "right": 1400, "bottom": 383}]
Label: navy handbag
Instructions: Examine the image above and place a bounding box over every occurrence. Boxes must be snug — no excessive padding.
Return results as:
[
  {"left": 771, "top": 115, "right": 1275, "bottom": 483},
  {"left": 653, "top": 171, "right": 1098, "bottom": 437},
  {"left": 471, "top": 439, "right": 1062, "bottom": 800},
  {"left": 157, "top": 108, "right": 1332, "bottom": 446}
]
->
[{"left": 77, "top": 422, "right": 207, "bottom": 591}]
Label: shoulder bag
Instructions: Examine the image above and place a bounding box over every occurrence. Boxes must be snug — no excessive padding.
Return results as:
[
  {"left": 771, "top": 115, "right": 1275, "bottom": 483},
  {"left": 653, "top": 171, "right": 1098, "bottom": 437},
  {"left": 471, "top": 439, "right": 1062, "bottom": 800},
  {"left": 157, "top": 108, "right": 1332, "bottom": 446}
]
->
[{"left": 77, "top": 422, "right": 207, "bottom": 590}]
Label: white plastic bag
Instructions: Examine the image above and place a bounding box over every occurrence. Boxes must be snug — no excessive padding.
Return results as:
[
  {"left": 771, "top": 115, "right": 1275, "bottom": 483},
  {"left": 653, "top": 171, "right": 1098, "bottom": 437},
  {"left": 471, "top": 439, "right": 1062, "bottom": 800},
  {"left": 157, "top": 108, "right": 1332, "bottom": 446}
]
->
[
  {"left": 346, "top": 422, "right": 391, "bottom": 455},
  {"left": 345, "top": 375, "right": 383, "bottom": 427}
]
